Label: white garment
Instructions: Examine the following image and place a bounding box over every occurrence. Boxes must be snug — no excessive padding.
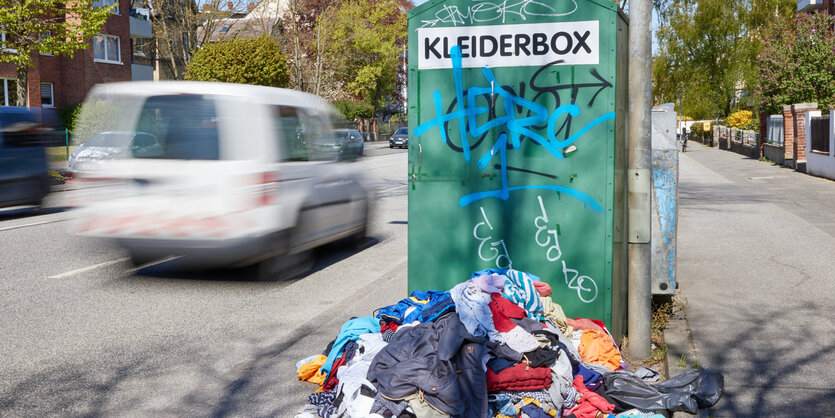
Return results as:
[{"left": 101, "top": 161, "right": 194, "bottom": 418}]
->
[
  {"left": 548, "top": 351, "right": 574, "bottom": 407},
  {"left": 335, "top": 333, "right": 388, "bottom": 418}
]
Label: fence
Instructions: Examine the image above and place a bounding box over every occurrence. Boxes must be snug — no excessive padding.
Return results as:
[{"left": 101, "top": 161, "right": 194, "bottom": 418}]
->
[
  {"left": 810, "top": 115, "right": 831, "bottom": 154},
  {"left": 714, "top": 125, "right": 760, "bottom": 159}
]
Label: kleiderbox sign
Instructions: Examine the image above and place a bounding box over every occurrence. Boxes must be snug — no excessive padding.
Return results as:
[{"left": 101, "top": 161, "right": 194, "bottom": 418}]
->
[{"left": 418, "top": 21, "right": 600, "bottom": 69}]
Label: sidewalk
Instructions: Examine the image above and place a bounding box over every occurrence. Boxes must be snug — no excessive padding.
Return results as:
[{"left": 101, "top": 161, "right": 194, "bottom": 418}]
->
[{"left": 665, "top": 143, "right": 835, "bottom": 415}]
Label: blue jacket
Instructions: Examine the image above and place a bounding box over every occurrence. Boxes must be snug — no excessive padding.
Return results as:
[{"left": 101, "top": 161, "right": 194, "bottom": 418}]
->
[{"left": 368, "top": 313, "right": 489, "bottom": 417}]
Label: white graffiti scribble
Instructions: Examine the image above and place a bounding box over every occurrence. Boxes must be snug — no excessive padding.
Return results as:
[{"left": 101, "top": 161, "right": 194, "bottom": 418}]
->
[
  {"left": 419, "top": 0, "right": 579, "bottom": 28},
  {"left": 533, "top": 195, "right": 598, "bottom": 303},
  {"left": 534, "top": 195, "right": 562, "bottom": 261},
  {"left": 473, "top": 206, "right": 513, "bottom": 269},
  {"left": 561, "top": 260, "right": 598, "bottom": 303}
]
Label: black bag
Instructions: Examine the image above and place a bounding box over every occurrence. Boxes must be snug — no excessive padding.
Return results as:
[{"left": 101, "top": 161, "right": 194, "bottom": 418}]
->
[{"left": 601, "top": 368, "right": 724, "bottom": 414}]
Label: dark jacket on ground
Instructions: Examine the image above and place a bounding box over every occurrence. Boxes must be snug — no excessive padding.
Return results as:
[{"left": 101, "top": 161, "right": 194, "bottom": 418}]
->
[{"left": 367, "top": 312, "right": 489, "bottom": 417}]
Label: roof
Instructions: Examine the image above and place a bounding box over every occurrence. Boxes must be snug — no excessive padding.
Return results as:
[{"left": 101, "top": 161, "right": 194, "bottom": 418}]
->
[{"left": 87, "top": 81, "right": 334, "bottom": 112}]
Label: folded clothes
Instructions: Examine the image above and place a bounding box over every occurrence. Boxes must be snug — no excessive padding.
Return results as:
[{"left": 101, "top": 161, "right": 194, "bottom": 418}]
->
[{"left": 487, "top": 362, "right": 552, "bottom": 392}]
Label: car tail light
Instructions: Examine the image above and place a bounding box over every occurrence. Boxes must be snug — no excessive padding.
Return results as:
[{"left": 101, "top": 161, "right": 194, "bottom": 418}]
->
[{"left": 255, "top": 172, "right": 279, "bottom": 207}]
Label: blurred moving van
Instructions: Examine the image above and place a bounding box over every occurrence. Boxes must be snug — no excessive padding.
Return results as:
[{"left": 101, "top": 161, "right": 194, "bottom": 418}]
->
[{"left": 73, "top": 82, "right": 370, "bottom": 280}]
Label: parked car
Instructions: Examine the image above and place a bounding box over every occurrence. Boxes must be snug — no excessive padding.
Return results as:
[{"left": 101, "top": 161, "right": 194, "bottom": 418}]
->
[
  {"left": 389, "top": 127, "right": 408, "bottom": 149},
  {"left": 0, "top": 107, "right": 52, "bottom": 209},
  {"left": 314, "top": 129, "right": 364, "bottom": 160},
  {"left": 73, "top": 81, "right": 371, "bottom": 280},
  {"left": 69, "top": 131, "right": 163, "bottom": 175}
]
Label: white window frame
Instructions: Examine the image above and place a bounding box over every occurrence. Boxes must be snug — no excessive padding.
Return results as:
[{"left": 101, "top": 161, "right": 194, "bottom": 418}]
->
[
  {"left": 93, "top": 0, "right": 120, "bottom": 15},
  {"left": 93, "top": 34, "right": 121, "bottom": 64},
  {"left": 40, "top": 31, "right": 53, "bottom": 56},
  {"left": 1, "top": 31, "right": 17, "bottom": 54},
  {"left": 1, "top": 78, "right": 18, "bottom": 106},
  {"left": 40, "top": 82, "right": 54, "bottom": 108}
]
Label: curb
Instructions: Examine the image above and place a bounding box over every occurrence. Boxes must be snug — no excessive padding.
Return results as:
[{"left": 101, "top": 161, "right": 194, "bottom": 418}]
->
[{"left": 663, "top": 300, "right": 709, "bottom": 417}]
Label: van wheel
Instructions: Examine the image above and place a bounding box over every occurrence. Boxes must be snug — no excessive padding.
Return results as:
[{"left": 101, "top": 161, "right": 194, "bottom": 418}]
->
[
  {"left": 351, "top": 200, "right": 369, "bottom": 248},
  {"left": 254, "top": 250, "right": 314, "bottom": 281}
]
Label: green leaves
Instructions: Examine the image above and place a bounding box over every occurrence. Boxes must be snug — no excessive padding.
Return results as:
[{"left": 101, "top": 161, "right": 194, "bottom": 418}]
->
[
  {"left": 0, "top": 0, "right": 112, "bottom": 105},
  {"left": 653, "top": 0, "right": 796, "bottom": 119},
  {"left": 326, "top": 0, "right": 406, "bottom": 116},
  {"left": 755, "top": 11, "right": 835, "bottom": 113},
  {"left": 0, "top": 0, "right": 113, "bottom": 68},
  {"left": 185, "top": 36, "right": 290, "bottom": 87}
]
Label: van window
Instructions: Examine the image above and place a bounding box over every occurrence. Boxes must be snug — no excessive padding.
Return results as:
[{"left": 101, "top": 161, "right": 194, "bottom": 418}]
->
[
  {"left": 133, "top": 95, "right": 219, "bottom": 160},
  {"left": 274, "top": 106, "right": 307, "bottom": 161}
]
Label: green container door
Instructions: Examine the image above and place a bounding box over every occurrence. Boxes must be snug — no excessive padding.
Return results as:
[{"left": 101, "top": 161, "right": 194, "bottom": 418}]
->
[{"left": 407, "top": 0, "right": 628, "bottom": 338}]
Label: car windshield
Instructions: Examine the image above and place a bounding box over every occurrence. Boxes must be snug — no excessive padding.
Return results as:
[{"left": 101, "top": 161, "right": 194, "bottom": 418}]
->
[
  {"left": 316, "top": 130, "right": 348, "bottom": 143},
  {"left": 394, "top": 128, "right": 408, "bottom": 135},
  {"left": 87, "top": 132, "right": 133, "bottom": 148},
  {"left": 132, "top": 95, "right": 220, "bottom": 160}
]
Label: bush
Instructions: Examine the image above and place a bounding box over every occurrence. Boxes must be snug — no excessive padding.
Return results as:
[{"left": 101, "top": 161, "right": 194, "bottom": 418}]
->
[
  {"left": 333, "top": 100, "right": 374, "bottom": 120},
  {"left": 755, "top": 11, "right": 835, "bottom": 113},
  {"left": 186, "top": 36, "right": 290, "bottom": 88},
  {"left": 727, "top": 110, "right": 753, "bottom": 128},
  {"left": 688, "top": 122, "right": 709, "bottom": 139},
  {"left": 58, "top": 103, "right": 82, "bottom": 132}
]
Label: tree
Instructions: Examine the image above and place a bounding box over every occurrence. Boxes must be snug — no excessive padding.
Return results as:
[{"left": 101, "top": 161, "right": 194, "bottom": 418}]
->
[
  {"left": 146, "top": 0, "right": 247, "bottom": 80},
  {"left": 755, "top": 11, "right": 835, "bottom": 113},
  {"left": 0, "top": 0, "right": 112, "bottom": 106},
  {"left": 327, "top": 0, "right": 407, "bottom": 118},
  {"left": 185, "top": 35, "right": 290, "bottom": 87},
  {"left": 277, "top": 0, "right": 341, "bottom": 97},
  {"left": 652, "top": 0, "right": 795, "bottom": 119},
  {"left": 333, "top": 100, "right": 373, "bottom": 120}
]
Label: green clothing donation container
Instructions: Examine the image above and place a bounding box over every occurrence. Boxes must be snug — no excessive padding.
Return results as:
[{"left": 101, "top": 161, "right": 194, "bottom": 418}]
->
[{"left": 407, "top": 0, "right": 629, "bottom": 338}]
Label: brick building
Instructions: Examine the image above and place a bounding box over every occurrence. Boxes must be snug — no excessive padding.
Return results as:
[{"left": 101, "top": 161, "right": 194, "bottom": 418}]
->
[{"left": 0, "top": 0, "right": 153, "bottom": 110}]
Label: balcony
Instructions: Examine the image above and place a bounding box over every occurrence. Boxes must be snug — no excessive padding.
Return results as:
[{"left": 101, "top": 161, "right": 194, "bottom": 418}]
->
[
  {"left": 130, "top": 9, "right": 152, "bottom": 38},
  {"left": 132, "top": 63, "right": 154, "bottom": 81},
  {"left": 797, "top": 0, "right": 825, "bottom": 12}
]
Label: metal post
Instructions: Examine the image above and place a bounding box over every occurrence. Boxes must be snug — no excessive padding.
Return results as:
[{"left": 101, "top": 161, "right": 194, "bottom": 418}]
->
[
  {"left": 65, "top": 128, "right": 69, "bottom": 160},
  {"left": 627, "top": 0, "right": 652, "bottom": 360}
]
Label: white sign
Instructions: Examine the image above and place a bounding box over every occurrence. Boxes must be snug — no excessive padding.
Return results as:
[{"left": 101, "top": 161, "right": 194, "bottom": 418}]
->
[{"left": 418, "top": 21, "right": 599, "bottom": 70}]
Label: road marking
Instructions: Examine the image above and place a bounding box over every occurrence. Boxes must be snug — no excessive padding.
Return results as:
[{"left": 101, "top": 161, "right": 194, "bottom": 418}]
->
[
  {"left": 0, "top": 218, "right": 70, "bottom": 232},
  {"left": 49, "top": 257, "right": 131, "bottom": 279}
]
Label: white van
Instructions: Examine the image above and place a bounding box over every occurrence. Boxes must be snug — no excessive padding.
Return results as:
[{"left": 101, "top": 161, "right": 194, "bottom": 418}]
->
[{"left": 73, "top": 82, "right": 370, "bottom": 280}]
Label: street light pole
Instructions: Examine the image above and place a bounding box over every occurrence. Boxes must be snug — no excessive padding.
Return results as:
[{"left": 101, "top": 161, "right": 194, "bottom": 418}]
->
[{"left": 627, "top": 0, "right": 652, "bottom": 360}]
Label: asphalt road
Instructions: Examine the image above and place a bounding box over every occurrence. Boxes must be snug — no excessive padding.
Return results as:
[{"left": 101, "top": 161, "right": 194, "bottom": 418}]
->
[
  {"left": 0, "top": 143, "right": 408, "bottom": 416},
  {"left": 677, "top": 144, "right": 835, "bottom": 415}
]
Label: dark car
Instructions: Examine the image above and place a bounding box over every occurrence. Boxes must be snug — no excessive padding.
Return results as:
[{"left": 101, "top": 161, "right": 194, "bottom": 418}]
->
[
  {"left": 389, "top": 127, "right": 408, "bottom": 149},
  {"left": 314, "top": 129, "right": 364, "bottom": 160},
  {"left": 0, "top": 107, "right": 53, "bottom": 209}
]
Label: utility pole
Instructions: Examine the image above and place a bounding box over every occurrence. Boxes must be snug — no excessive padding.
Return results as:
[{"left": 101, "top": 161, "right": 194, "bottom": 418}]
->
[{"left": 627, "top": 0, "right": 652, "bottom": 360}]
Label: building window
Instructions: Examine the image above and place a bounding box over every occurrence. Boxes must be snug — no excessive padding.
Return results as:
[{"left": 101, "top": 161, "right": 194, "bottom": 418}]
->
[
  {"left": 40, "top": 31, "right": 53, "bottom": 56},
  {"left": 93, "top": 0, "right": 119, "bottom": 15},
  {"left": 132, "top": 37, "right": 154, "bottom": 66},
  {"left": 40, "top": 83, "right": 54, "bottom": 108},
  {"left": 1, "top": 78, "right": 19, "bottom": 106},
  {"left": 93, "top": 34, "right": 121, "bottom": 64},
  {"left": 1, "top": 31, "right": 17, "bottom": 53}
]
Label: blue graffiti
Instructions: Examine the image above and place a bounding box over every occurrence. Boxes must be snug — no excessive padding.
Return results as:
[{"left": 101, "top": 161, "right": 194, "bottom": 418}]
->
[
  {"left": 414, "top": 45, "right": 614, "bottom": 210},
  {"left": 653, "top": 165, "right": 677, "bottom": 289}
]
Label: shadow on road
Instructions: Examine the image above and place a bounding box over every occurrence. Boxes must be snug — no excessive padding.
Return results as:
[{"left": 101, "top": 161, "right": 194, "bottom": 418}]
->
[
  {"left": 0, "top": 205, "right": 71, "bottom": 221},
  {"left": 696, "top": 302, "right": 835, "bottom": 416},
  {"left": 128, "top": 236, "right": 381, "bottom": 283}
]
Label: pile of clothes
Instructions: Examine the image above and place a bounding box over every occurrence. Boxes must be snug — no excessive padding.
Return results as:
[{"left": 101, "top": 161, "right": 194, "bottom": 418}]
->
[{"left": 296, "top": 268, "right": 723, "bottom": 418}]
